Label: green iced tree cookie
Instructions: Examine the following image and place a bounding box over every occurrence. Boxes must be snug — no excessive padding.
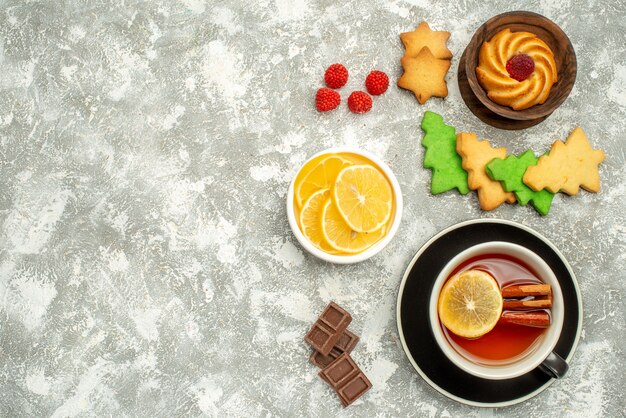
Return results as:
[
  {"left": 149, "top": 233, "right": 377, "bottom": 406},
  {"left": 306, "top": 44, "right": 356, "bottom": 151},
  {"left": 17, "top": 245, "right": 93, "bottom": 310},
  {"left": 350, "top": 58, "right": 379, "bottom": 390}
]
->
[
  {"left": 420, "top": 111, "right": 469, "bottom": 195},
  {"left": 486, "top": 150, "right": 555, "bottom": 216}
]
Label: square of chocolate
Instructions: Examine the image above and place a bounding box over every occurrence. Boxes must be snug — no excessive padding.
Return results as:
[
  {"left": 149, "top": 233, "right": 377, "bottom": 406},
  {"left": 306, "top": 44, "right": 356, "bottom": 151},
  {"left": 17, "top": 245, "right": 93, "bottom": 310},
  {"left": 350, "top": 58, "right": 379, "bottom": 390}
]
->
[
  {"left": 320, "top": 302, "right": 350, "bottom": 330},
  {"left": 319, "top": 353, "right": 372, "bottom": 407},
  {"left": 309, "top": 328, "right": 360, "bottom": 369},
  {"left": 304, "top": 322, "right": 334, "bottom": 351},
  {"left": 304, "top": 302, "right": 352, "bottom": 355},
  {"left": 337, "top": 373, "right": 372, "bottom": 407},
  {"left": 335, "top": 329, "right": 359, "bottom": 353},
  {"left": 318, "top": 353, "right": 359, "bottom": 388},
  {"left": 310, "top": 349, "right": 340, "bottom": 369}
]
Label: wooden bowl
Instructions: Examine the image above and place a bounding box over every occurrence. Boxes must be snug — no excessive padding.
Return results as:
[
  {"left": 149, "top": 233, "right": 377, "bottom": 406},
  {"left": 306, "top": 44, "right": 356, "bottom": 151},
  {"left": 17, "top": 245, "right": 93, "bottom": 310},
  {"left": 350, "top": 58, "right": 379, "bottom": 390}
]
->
[{"left": 460, "top": 11, "right": 576, "bottom": 129}]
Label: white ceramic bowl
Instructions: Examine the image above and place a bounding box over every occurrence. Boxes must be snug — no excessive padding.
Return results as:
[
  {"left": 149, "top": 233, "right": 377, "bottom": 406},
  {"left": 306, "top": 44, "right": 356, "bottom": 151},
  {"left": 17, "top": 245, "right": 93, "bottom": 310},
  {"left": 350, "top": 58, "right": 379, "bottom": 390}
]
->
[
  {"left": 429, "top": 241, "right": 564, "bottom": 380},
  {"left": 286, "top": 147, "right": 403, "bottom": 264}
]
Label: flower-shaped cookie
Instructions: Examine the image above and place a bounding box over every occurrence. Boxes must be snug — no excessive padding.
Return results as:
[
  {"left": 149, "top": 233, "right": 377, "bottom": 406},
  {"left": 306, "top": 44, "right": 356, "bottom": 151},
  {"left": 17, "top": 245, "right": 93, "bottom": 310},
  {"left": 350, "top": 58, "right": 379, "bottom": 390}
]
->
[{"left": 476, "top": 29, "right": 558, "bottom": 110}]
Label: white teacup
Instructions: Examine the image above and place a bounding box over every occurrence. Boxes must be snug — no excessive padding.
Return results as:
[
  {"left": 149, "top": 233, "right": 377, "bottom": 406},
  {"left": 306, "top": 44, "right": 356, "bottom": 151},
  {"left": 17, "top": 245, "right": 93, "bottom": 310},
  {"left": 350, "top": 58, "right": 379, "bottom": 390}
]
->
[{"left": 429, "top": 242, "right": 568, "bottom": 380}]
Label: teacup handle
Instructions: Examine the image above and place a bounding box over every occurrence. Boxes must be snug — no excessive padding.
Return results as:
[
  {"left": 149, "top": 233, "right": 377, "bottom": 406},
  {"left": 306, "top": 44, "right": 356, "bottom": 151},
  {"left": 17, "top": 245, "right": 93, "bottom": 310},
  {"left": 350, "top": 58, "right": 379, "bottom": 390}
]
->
[{"left": 538, "top": 351, "right": 569, "bottom": 378}]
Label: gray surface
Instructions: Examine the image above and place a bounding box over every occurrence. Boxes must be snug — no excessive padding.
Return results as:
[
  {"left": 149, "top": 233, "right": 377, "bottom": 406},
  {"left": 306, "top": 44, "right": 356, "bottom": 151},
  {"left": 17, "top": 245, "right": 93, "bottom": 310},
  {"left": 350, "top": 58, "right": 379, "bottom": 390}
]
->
[{"left": 0, "top": 0, "right": 624, "bottom": 417}]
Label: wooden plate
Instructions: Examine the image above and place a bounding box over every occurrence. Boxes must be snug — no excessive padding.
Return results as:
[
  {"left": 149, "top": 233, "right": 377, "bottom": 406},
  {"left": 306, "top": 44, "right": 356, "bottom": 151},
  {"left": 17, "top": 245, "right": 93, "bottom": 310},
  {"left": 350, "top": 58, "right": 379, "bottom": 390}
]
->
[
  {"left": 459, "top": 11, "right": 577, "bottom": 129},
  {"left": 458, "top": 49, "right": 547, "bottom": 130}
]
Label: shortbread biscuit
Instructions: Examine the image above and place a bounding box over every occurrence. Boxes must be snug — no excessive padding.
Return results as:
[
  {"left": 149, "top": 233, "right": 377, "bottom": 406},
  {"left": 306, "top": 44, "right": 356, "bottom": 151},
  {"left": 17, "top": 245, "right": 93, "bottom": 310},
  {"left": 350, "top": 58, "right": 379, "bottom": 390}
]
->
[
  {"left": 400, "top": 21, "right": 452, "bottom": 60},
  {"left": 398, "top": 47, "right": 451, "bottom": 104},
  {"left": 456, "top": 132, "right": 516, "bottom": 211},
  {"left": 523, "top": 128, "right": 605, "bottom": 195}
]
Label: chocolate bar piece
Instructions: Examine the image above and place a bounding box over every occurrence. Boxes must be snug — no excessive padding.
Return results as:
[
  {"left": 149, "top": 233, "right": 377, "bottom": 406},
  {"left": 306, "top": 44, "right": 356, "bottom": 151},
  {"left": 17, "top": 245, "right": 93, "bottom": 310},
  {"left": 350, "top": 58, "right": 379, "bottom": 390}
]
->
[
  {"left": 319, "top": 352, "right": 360, "bottom": 387},
  {"left": 304, "top": 302, "right": 352, "bottom": 355},
  {"left": 337, "top": 373, "right": 372, "bottom": 407},
  {"left": 335, "top": 329, "right": 359, "bottom": 353},
  {"left": 311, "top": 348, "right": 341, "bottom": 369},
  {"left": 319, "top": 352, "right": 372, "bottom": 407},
  {"left": 309, "top": 329, "right": 360, "bottom": 368}
]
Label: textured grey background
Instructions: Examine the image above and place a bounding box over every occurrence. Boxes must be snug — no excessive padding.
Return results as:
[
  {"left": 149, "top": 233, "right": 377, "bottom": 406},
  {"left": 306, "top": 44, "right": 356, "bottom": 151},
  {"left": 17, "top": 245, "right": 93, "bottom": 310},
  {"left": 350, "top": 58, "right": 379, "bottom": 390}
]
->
[{"left": 0, "top": 0, "right": 624, "bottom": 417}]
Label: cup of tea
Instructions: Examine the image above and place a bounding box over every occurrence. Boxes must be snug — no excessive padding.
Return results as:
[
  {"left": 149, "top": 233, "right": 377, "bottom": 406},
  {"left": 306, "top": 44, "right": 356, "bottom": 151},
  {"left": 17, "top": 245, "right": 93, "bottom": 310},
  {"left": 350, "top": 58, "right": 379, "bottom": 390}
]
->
[{"left": 429, "top": 241, "right": 568, "bottom": 380}]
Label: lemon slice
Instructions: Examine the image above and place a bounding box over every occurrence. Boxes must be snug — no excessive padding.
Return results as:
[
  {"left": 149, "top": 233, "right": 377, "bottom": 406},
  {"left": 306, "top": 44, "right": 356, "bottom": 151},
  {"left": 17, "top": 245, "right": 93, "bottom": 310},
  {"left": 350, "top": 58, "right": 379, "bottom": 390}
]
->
[
  {"left": 295, "top": 155, "right": 352, "bottom": 209},
  {"left": 321, "top": 198, "right": 385, "bottom": 254},
  {"left": 438, "top": 269, "right": 503, "bottom": 339},
  {"left": 299, "top": 189, "right": 338, "bottom": 253},
  {"left": 332, "top": 165, "right": 393, "bottom": 233}
]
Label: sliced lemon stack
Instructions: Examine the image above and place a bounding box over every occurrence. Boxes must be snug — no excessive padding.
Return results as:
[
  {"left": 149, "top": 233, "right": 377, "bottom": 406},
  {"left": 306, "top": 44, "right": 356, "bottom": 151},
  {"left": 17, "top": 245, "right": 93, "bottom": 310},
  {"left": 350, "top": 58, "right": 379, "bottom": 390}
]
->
[
  {"left": 295, "top": 155, "right": 351, "bottom": 209},
  {"left": 321, "top": 199, "right": 386, "bottom": 253},
  {"left": 332, "top": 165, "right": 393, "bottom": 233},
  {"left": 438, "top": 270, "right": 503, "bottom": 339},
  {"left": 295, "top": 154, "right": 394, "bottom": 255},
  {"left": 299, "top": 189, "right": 338, "bottom": 254}
]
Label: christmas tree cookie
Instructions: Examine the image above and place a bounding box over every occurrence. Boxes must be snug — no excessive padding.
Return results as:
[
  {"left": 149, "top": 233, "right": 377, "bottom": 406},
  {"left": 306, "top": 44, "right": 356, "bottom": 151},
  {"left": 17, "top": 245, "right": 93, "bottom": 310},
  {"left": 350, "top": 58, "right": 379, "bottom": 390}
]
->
[
  {"left": 456, "top": 132, "right": 516, "bottom": 211},
  {"left": 420, "top": 111, "right": 469, "bottom": 195},
  {"left": 486, "top": 151, "right": 555, "bottom": 216},
  {"left": 523, "top": 128, "right": 605, "bottom": 195}
]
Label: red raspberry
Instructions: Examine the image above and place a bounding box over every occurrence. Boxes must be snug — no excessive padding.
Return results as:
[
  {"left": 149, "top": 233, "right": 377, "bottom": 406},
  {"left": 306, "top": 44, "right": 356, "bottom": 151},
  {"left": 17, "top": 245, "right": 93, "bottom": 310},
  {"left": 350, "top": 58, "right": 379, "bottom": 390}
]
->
[
  {"left": 347, "top": 91, "right": 372, "bottom": 114},
  {"left": 506, "top": 54, "right": 535, "bottom": 82},
  {"left": 315, "top": 88, "right": 341, "bottom": 112},
  {"left": 365, "top": 70, "right": 389, "bottom": 95},
  {"left": 324, "top": 64, "right": 349, "bottom": 89}
]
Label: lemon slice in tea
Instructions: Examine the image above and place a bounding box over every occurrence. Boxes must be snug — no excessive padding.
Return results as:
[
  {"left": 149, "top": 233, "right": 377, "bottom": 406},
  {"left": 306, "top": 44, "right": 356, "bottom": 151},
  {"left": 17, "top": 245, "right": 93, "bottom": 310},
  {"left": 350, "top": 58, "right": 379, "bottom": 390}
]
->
[{"left": 438, "top": 269, "right": 503, "bottom": 339}]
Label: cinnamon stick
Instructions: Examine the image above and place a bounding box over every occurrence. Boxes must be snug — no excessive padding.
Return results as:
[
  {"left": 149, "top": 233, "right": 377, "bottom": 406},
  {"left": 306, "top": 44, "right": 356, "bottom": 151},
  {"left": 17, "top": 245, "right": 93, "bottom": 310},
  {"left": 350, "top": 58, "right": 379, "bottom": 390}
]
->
[
  {"left": 503, "top": 295, "right": 552, "bottom": 310},
  {"left": 501, "top": 284, "right": 551, "bottom": 298},
  {"left": 499, "top": 311, "right": 551, "bottom": 328}
]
